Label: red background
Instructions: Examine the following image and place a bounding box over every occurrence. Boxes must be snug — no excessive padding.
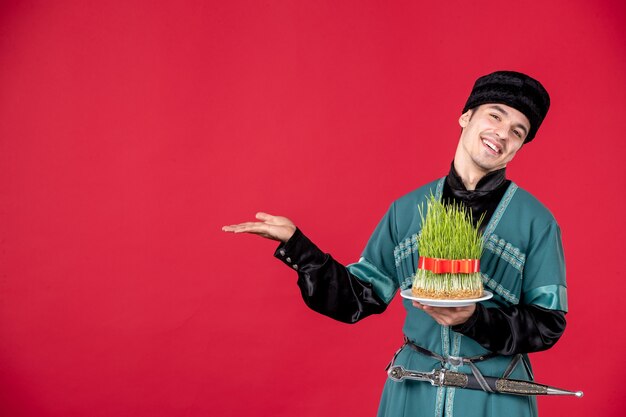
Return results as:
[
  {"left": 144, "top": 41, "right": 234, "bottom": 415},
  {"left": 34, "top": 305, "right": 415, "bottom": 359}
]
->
[{"left": 1, "top": 1, "right": 625, "bottom": 416}]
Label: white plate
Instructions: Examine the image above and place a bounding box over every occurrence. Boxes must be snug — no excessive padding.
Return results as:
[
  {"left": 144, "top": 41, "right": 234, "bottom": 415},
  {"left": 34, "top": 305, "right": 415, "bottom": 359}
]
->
[{"left": 400, "top": 289, "right": 493, "bottom": 307}]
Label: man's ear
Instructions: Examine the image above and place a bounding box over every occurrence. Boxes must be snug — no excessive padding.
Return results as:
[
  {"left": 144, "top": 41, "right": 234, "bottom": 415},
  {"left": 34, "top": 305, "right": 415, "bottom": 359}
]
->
[{"left": 459, "top": 110, "right": 472, "bottom": 128}]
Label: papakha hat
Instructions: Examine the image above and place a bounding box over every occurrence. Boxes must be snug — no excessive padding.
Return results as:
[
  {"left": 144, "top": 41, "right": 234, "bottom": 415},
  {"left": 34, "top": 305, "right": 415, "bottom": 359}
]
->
[{"left": 462, "top": 71, "right": 550, "bottom": 143}]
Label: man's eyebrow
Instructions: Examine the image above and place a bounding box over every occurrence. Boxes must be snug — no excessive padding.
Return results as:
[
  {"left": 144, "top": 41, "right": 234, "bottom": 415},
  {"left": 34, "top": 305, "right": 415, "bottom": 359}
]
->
[
  {"left": 488, "top": 105, "right": 529, "bottom": 134},
  {"left": 488, "top": 104, "right": 508, "bottom": 115}
]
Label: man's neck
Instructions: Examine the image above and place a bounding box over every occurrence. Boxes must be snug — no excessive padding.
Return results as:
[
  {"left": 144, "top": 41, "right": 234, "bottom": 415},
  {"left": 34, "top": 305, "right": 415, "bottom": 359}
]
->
[
  {"left": 452, "top": 160, "right": 489, "bottom": 191},
  {"left": 448, "top": 161, "right": 507, "bottom": 193}
]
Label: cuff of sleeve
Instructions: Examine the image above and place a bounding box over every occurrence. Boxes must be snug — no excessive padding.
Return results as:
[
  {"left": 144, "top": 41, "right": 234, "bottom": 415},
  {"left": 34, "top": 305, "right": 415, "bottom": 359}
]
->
[
  {"left": 274, "top": 228, "right": 327, "bottom": 271},
  {"left": 451, "top": 302, "right": 483, "bottom": 334}
]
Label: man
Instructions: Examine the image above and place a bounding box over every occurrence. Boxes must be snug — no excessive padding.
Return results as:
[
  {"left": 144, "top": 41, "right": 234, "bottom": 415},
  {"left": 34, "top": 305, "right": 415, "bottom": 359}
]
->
[{"left": 222, "top": 71, "right": 567, "bottom": 417}]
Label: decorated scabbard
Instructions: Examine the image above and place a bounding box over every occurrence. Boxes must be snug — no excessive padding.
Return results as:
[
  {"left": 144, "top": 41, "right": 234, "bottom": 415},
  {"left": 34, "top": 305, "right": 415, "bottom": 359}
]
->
[{"left": 388, "top": 366, "right": 583, "bottom": 397}]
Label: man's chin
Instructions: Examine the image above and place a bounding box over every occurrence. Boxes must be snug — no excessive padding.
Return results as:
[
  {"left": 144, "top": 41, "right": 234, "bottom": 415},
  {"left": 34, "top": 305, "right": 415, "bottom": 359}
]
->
[{"left": 473, "top": 159, "right": 506, "bottom": 173}]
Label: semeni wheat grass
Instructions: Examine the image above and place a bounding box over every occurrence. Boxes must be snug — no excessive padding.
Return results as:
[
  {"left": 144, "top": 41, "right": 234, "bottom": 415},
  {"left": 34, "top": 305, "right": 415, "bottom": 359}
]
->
[{"left": 412, "top": 195, "right": 485, "bottom": 299}]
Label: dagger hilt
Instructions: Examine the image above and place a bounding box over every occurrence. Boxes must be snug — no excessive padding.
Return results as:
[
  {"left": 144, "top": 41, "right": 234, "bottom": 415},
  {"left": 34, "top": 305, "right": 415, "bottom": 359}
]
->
[{"left": 387, "top": 366, "right": 438, "bottom": 385}]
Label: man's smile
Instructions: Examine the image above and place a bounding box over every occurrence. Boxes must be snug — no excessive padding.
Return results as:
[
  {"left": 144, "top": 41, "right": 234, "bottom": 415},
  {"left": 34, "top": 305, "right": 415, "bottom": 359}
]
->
[{"left": 481, "top": 136, "right": 502, "bottom": 155}]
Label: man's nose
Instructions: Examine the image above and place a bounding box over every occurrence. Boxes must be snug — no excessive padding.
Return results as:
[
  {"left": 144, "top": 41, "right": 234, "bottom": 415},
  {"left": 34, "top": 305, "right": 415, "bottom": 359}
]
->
[{"left": 494, "top": 125, "right": 509, "bottom": 140}]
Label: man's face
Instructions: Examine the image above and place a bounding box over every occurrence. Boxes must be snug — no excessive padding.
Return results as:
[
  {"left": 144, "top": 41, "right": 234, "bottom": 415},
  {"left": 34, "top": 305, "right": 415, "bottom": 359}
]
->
[{"left": 458, "top": 103, "right": 530, "bottom": 173}]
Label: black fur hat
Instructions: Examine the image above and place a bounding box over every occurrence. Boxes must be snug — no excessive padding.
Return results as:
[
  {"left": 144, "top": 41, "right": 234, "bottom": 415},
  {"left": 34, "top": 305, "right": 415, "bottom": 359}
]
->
[{"left": 462, "top": 71, "right": 550, "bottom": 143}]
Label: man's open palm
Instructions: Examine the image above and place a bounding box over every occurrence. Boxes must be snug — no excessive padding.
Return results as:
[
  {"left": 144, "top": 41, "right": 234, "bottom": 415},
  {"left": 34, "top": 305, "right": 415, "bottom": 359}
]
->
[{"left": 222, "top": 212, "right": 296, "bottom": 243}]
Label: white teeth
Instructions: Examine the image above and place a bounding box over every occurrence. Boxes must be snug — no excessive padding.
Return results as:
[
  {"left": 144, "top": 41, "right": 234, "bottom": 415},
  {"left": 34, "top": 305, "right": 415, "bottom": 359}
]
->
[{"left": 483, "top": 140, "right": 499, "bottom": 153}]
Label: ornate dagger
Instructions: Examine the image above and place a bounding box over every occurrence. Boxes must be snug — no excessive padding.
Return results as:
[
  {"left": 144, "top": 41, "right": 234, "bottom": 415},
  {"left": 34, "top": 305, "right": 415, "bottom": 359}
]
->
[{"left": 388, "top": 366, "right": 583, "bottom": 397}]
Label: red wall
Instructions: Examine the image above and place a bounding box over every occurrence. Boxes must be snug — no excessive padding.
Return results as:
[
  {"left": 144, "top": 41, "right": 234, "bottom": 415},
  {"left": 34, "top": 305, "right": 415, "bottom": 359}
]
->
[{"left": 1, "top": 1, "right": 625, "bottom": 416}]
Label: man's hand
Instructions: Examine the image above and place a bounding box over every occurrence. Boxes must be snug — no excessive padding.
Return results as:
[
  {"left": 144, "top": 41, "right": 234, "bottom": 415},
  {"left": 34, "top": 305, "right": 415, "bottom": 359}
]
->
[
  {"left": 222, "top": 212, "right": 297, "bottom": 243},
  {"left": 412, "top": 302, "right": 476, "bottom": 327}
]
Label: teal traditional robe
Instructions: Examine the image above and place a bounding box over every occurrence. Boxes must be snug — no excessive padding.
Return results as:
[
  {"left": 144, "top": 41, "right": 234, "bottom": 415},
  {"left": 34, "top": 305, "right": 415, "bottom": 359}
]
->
[{"left": 347, "top": 178, "right": 567, "bottom": 417}]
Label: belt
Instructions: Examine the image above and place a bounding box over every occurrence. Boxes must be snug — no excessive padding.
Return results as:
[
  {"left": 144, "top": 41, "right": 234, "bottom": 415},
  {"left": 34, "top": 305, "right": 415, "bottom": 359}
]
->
[{"left": 386, "top": 336, "right": 526, "bottom": 393}]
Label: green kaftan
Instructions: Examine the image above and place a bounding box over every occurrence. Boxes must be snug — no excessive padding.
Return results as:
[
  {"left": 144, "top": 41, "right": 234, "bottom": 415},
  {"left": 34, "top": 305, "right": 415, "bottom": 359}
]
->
[{"left": 346, "top": 178, "right": 567, "bottom": 417}]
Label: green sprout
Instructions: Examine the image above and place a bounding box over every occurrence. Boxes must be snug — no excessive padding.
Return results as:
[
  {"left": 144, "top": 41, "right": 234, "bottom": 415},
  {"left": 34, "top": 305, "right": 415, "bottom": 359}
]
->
[{"left": 412, "top": 195, "right": 485, "bottom": 299}]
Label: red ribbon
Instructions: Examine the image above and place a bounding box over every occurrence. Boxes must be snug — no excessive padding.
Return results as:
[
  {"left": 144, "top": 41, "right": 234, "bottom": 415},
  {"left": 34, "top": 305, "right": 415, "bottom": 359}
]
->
[{"left": 418, "top": 257, "right": 480, "bottom": 274}]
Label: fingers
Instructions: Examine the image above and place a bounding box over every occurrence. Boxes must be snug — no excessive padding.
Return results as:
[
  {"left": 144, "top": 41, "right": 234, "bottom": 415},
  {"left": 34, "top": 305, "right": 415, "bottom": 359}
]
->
[
  {"left": 221, "top": 221, "right": 269, "bottom": 234},
  {"left": 222, "top": 212, "right": 274, "bottom": 233},
  {"left": 255, "top": 212, "right": 272, "bottom": 221},
  {"left": 411, "top": 302, "right": 474, "bottom": 326},
  {"left": 412, "top": 301, "right": 436, "bottom": 313},
  {"left": 222, "top": 213, "right": 295, "bottom": 242},
  {"left": 256, "top": 212, "right": 293, "bottom": 227}
]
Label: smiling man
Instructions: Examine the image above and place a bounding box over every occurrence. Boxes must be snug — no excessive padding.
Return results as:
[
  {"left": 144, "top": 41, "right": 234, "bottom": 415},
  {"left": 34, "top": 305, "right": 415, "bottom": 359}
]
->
[
  {"left": 223, "top": 71, "right": 567, "bottom": 417},
  {"left": 457, "top": 104, "right": 528, "bottom": 184}
]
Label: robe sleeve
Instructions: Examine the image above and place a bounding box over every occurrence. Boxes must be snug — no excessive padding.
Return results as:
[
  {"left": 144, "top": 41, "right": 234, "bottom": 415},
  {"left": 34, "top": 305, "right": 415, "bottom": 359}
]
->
[
  {"left": 521, "top": 221, "right": 568, "bottom": 311},
  {"left": 273, "top": 204, "right": 400, "bottom": 323},
  {"left": 274, "top": 228, "right": 388, "bottom": 324},
  {"left": 451, "top": 304, "right": 566, "bottom": 355},
  {"left": 345, "top": 202, "right": 400, "bottom": 304},
  {"left": 452, "top": 221, "right": 568, "bottom": 354}
]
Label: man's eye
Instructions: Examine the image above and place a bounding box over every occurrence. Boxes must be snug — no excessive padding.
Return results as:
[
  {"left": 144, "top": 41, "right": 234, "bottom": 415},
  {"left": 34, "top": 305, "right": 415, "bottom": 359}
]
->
[
  {"left": 490, "top": 114, "right": 501, "bottom": 121},
  {"left": 513, "top": 130, "right": 522, "bottom": 138}
]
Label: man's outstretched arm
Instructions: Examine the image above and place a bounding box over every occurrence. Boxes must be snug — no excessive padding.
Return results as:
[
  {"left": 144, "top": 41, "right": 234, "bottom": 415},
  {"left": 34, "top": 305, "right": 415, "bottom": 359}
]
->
[{"left": 222, "top": 213, "right": 387, "bottom": 323}]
